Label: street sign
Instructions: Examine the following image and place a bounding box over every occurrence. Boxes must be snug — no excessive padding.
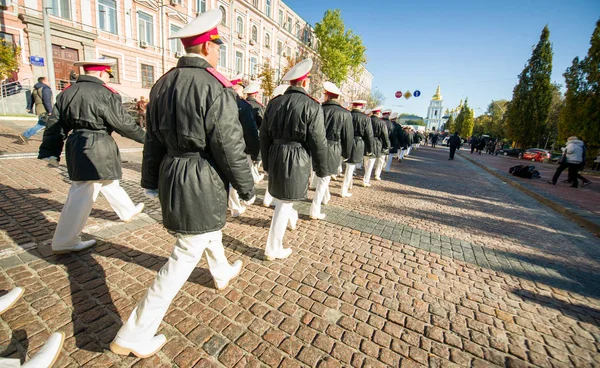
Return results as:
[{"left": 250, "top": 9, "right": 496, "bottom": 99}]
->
[
  {"left": 30, "top": 56, "right": 45, "bottom": 67},
  {"left": 404, "top": 90, "right": 412, "bottom": 100},
  {"left": 414, "top": 90, "right": 421, "bottom": 97},
  {"left": 395, "top": 91, "right": 402, "bottom": 98}
]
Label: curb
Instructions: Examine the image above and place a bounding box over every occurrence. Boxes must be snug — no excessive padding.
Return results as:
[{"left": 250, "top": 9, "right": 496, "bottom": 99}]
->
[
  {"left": 0, "top": 116, "right": 38, "bottom": 121},
  {"left": 459, "top": 152, "right": 600, "bottom": 236}
]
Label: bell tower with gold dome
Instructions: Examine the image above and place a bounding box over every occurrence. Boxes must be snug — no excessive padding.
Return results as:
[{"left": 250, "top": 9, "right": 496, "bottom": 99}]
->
[{"left": 425, "top": 86, "right": 444, "bottom": 131}]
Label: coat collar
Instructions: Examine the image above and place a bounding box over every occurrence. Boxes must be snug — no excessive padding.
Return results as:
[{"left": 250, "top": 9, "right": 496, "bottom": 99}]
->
[
  {"left": 322, "top": 100, "right": 341, "bottom": 107},
  {"left": 285, "top": 86, "right": 308, "bottom": 96},
  {"left": 76, "top": 75, "right": 105, "bottom": 85},
  {"left": 176, "top": 55, "right": 212, "bottom": 69}
]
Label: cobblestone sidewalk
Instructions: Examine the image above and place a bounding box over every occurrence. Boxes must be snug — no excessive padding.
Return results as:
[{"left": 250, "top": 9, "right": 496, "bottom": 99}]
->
[{"left": 0, "top": 147, "right": 598, "bottom": 367}]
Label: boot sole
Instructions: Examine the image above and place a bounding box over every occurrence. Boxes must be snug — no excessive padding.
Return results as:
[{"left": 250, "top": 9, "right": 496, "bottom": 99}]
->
[
  {"left": 50, "top": 332, "right": 66, "bottom": 367},
  {"left": 123, "top": 205, "right": 145, "bottom": 223},
  {"left": 0, "top": 288, "right": 24, "bottom": 314},
  {"left": 215, "top": 263, "right": 243, "bottom": 291},
  {"left": 109, "top": 339, "right": 167, "bottom": 358},
  {"left": 52, "top": 241, "right": 96, "bottom": 255}
]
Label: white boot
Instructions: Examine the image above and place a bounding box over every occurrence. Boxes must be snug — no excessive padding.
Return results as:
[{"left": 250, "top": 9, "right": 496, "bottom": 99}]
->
[
  {"left": 265, "top": 248, "right": 292, "bottom": 261},
  {"left": 52, "top": 239, "right": 96, "bottom": 255},
  {"left": 110, "top": 334, "right": 167, "bottom": 359},
  {"left": 22, "top": 332, "right": 65, "bottom": 368},
  {"left": 214, "top": 260, "right": 243, "bottom": 291},
  {"left": 123, "top": 203, "right": 145, "bottom": 223},
  {"left": 0, "top": 288, "right": 23, "bottom": 314}
]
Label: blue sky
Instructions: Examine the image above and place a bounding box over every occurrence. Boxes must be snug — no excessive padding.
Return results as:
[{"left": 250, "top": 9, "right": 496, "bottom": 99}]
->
[{"left": 284, "top": 0, "right": 599, "bottom": 117}]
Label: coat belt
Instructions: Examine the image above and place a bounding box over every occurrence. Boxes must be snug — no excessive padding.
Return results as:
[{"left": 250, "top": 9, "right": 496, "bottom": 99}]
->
[
  {"left": 273, "top": 139, "right": 302, "bottom": 147},
  {"left": 72, "top": 128, "right": 108, "bottom": 134},
  {"left": 167, "top": 150, "right": 207, "bottom": 158}
]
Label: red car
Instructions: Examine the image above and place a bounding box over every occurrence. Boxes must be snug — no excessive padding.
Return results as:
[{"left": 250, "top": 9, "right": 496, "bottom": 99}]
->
[{"left": 519, "top": 148, "right": 551, "bottom": 163}]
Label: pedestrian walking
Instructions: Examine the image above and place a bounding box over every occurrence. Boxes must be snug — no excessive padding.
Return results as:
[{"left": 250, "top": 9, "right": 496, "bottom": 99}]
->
[
  {"left": 593, "top": 152, "right": 600, "bottom": 171},
  {"left": 385, "top": 112, "right": 402, "bottom": 172},
  {"left": 135, "top": 96, "right": 148, "bottom": 128},
  {"left": 261, "top": 58, "right": 328, "bottom": 260},
  {"left": 431, "top": 132, "right": 439, "bottom": 148},
  {"left": 548, "top": 136, "right": 586, "bottom": 188},
  {"left": 341, "top": 100, "right": 373, "bottom": 197},
  {"left": 365, "top": 106, "right": 390, "bottom": 184},
  {"left": 448, "top": 132, "right": 461, "bottom": 160},
  {"left": 20, "top": 76, "right": 53, "bottom": 143},
  {"left": 381, "top": 109, "right": 394, "bottom": 173},
  {"left": 310, "top": 81, "right": 352, "bottom": 219},
  {"left": 110, "top": 10, "right": 255, "bottom": 358},
  {"left": 243, "top": 82, "right": 265, "bottom": 183},
  {"left": 38, "top": 59, "right": 146, "bottom": 254}
]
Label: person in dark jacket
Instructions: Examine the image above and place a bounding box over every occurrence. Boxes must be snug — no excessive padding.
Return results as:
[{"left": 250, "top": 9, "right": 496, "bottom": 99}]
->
[
  {"left": 448, "top": 132, "right": 462, "bottom": 160},
  {"left": 243, "top": 82, "right": 266, "bottom": 183},
  {"left": 20, "top": 77, "right": 53, "bottom": 143},
  {"left": 381, "top": 109, "right": 394, "bottom": 173},
  {"left": 310, "top": 82, "right": 353, "bottom": 219},
  {"left": 385, "top": 112, "right": 403, "bottom": 171},
  {"left": 341, "top": 100, "right": 373, "bottom": 197},
  {"left": 38, "top": 59, "right": 145, "bottom": 255},
  {"left": 111, "top": 10, "right": 255, "bottom": 358},
  {"left": 261, "top": 58, "right": 327, "bottom": 260},
  {"left": 366, "top": 107, "right": 391, "bottom": 184},
  {"left": 228, "top": 80, "right": 260, "bottom": 217}
]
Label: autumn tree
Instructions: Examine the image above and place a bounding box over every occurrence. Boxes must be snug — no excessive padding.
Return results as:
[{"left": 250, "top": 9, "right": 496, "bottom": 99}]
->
[
  {"left": 314, "top": 9, "right": 366, "bottom": 85},
  {"left": 0, "top": 39, "right": 20, "bottom": 81},
  {"left": 445, "top": 115, "right": 455, "bottom": 133},
  {"left": 505, "top": 26, "right": 553, "bottom": 147},
  {"left": 486, "top": 99, "right": 509, "bottom": 138},
  {"left": 454, "top": 99, "right": 474, "bottom": 138},
  {"left": 258, "top": 62, "right": 276, "bottom": 100}
]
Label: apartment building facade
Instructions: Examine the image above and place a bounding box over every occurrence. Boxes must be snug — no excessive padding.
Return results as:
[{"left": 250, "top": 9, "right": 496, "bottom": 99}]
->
[{"left": 1, "top": 0, "right": 372, "bottom": 102}]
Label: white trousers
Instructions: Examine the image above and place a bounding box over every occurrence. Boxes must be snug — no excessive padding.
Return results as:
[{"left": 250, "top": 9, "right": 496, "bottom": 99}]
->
[
  {"left": 115, "top": 231, "right": 235, "bottom": 343},
  {"left": 265, "top": 201, "right": 295, "bottom": 258},
  {"left": 247, "top": 155, "right": 263, "bottom": 183},
  {"left": 1, "top": 359, "right": 20, "bottom": 367},
  {"left": 52, "top": 180, "right": 138, "bottom": 250},
  {"left": 342, "top": 163, "right": 356, "bottom": 194},
  {"left": 263, "top": 187, "right": 275, "bottom": 207},
  {"left": 363, "top": 157, "right": 376, "bottom": 185},
  {"left": 310, "top": 176, "right": 331, "bottom": 217},
  {"left": 375, "top": 156, "right": 385, "bottom": 179},
  {"left": 228, "top": 184, "right": 246, "bottom": 216},
  {"left": 407, "top": 146, "right": 412, "bottom": 156},
  {"left": 309, "top": 171, "right": 318, "bottom": 190},
  {"left": 385, "top": 153, "right": 395, "bottom": 172},
  {"left": 399, "top": 149, "right": 406, "bottom": 161}
]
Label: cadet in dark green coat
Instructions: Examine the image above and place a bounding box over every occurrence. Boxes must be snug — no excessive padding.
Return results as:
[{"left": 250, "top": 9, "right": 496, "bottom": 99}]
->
[{"left": 341, "top": 100, "right": 373, "bottom": 196}]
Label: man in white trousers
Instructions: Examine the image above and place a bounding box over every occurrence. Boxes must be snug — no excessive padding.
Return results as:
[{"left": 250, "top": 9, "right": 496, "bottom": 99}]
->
[
  {"left": 244, "top": 82, "right": 266, "bottom": 183},
  {"left": 111, "top": 9, "right": 255, "bottom": 358},
  {"left": 310, "top": 81, "right": 353, "bottom": 219},
  {"left": 380, "top": 109, "right": 394, "bottom": 174},
  {"left": 261, "top": 59, "right": 328, "bottom": 260},
  {"left": 38, "top": 59, "right": 146, "bottom": 254},
  {"left": 1, "top": 288, "right": 65, "bottom": 367},
  {"left": 342, "top": 100, "right": 373, "bottom": 197}
]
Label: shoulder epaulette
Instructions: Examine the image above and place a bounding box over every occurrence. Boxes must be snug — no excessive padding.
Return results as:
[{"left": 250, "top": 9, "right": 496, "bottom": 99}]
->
[
  {"left": 206, "top": 68, "right": 233, "bottom": 87},
  {"left": 102, "top": 84, "right": 120, "bottom": 94},
  {"left": 62, "top": 84, "right": 73, "bottom": 92}
]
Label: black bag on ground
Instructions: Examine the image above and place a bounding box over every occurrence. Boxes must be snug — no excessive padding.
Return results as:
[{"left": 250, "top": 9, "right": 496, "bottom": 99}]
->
[{"left": 509, "top": 165, "right": 540, "bottom": 179}]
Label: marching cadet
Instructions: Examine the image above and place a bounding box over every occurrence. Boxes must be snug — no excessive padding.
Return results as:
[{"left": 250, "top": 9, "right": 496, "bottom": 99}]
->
[
  {"left": 38, "top": 59, "right": 146, "bottom": 254},
  {"left": 229, "top": 78, "right": 260, "bottom": 217},
  {"left": 243, "top": 82, "right": 265, "bottom": 183},
  {"left": 310, "top": 82, "right": 353, "bottom": 219},
  {"left": 380, "top": 109, "right": 394, "bottom": 173},
  {"left": 261, "top": 59, "right": 327, "bottom": 260},
  {"left": 111, "top": 9, "right": 255, "bottom": 358},
  {"left": 385, "top": 112, "right": 403, "bottom": 172},
  {"left": 364, "top": 106, "right": 390, "bottom": 185},
  {"left": 341, "top": 100, "right": 374, "bottom": 197}
]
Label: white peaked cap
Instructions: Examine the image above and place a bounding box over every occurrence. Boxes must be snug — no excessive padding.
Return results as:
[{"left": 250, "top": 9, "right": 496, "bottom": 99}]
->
[
  {"left": 272, "top": 84, "right": 289, "bottom": 97},
  {"left": 365, "top": 109, "right": 372, "bottom": 115},
  {"left": 283, "top": 58, "right": 313, "bottom": 81},
  {"left": 382, "top": 109, "right": 392, "bottom": 115},
  {"left": 351, "top": 100, "right": 367, "bottom": 105},
  {"left": 390, "top": 112, "right": 398, "bottom": 119},
  {"left": 168, "top": 9, "right": 222, "bottom": 43},
  {"left": 323, "top": 81, "right": 341, "bottom": 96},
  {"left": 243, "top": 82, "right": 261, "bottom": 94},
  {"left": 371, "top": 106, "right": 383, "bottom": 112},
  {"left": 74, "top": 59, "right": 116, "bottom": 67}
]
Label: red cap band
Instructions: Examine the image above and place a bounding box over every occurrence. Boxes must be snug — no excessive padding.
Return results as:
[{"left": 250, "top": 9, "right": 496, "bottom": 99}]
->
[
  {"left": 291, "top": 73, "right": 310, "bottom": 82},
  {"left": 83, "top": 65, "right": 112, "bottom": 72},
  {"left": 181, "top": 27, "right": 220, "bottom": 48},
  {"left": 230, "top": 79, "right": 243, "bottom": 85}
]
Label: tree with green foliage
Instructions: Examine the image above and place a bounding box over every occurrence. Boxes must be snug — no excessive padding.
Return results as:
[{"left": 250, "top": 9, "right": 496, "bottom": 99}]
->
[
  {"left": 445, "top": 115, "right": 455, "bottom": 132},
  {"left": 505, "top": 26, "right": 553, "bottom": 148},
  {"left": 0, "top": 39, "right": 20, "bottom": 81},
  {"left": 559, "top": 19, "right": 600, "bottom": 154},
  {"left": 258, "top": 62, "right": 276, "bottom": 100},
  {"left": 314, "top": 9, "right": 366, "bottom": 85},
  {"left": 485, "top": 99, "right": 509, "bottom": 138},
  {"left": 367, "top": 88, "right": 385, "bottom": 108},
  {"left": 455, "top": 99, "right": 474, "bottom": 137},
  {"left": 473, "top": 114, "right": 492, "bottom": 136}
]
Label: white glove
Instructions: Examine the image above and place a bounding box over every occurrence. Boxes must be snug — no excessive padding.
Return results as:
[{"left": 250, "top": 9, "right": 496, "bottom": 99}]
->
[
  {"left": 43, "top": 156, "right": 59, "bottom": 167},
  {"left": 242, "top": 195, "right": 256, "bottom": 206},
  {"left": 144, "top": 189, "right": 159, "bottom": 199}
]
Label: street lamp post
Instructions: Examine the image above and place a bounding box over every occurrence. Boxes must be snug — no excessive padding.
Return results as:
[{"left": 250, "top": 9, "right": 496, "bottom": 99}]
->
[{"left": 42, "top": 0, "right": 56, "bottom": 102}]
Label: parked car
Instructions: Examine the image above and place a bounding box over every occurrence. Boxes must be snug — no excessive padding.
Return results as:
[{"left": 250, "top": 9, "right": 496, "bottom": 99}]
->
[
  {"left": 519, "top": 148, "right": 551, "bottom": 163},
  {"left": 497, "top": 148, "right": 524, "bottom": 157},
  {"left": 442, "top": 137, "right": 450, "bottom": 146}
]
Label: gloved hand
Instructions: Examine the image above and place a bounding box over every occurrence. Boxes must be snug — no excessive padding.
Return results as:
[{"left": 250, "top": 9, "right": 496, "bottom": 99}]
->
[
  {"left": 42, "top": 156, "right": 59, "bottom": 167},
  {"left": 242, "top": 195, "right": 256, "bottom": 206},
  {"left": 144, "top": 189, "right": 159, "bottom": 199}
]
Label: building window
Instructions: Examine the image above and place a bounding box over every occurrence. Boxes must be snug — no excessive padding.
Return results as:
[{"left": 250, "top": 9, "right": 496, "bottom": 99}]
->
[
  {"left": 235, "top": 51, "right": 243, "bottom": 74},
  {"left": 277, "top": 41, "right": 282, "bottom": 55},
  {"left": 264, "top": 32, "right": 270, "bottom": 48},
  {"left": 219, "top": 45, "right": 227, "bottom": 68},
  {"left": 278, "top": 9, "right": 283, "bottom": 26},
  {"left": 50, "top": 0, "right": 71, "bottom": 19},
  {"left": 98, "top": 0, "right": 117, "bottom": 34},
  {"left": 170, "top": 24, "right": 183, "bottom": 54},
  {"left": 141, "top": 64, "right": 154, "bottom": 88},
  {"left": 137, "top": 11, "right": 154, "bottom": 46},
  {"left": 250, "top": 57, "right": 257, "bottom": 76},
  {"left": 296, "top": 23, "right": 301, "bottom": 38},
  {"left": 265, "top": 0, "right": 271, "bottom": 18},
  {"left": 285, "top": 47, "right": 290, "bottom": 57},
  {"left": 219, "top": 6, "right": 226, "bottom": 26},
  {"left": 251, "top": 26, "right": 257, "bottom": 43},
  {"left": 252, "top": 0, "right": 257, "bottom": 7},
  {"left": 236, "top": 16, "right": 243, "bottom": 35},
  {"left": 102, "top": 55, "right": 120, "bottom": 83},
  {"left": 286, "top": 16, "right": 291, "bottom": 32},
  {"left": 196, "top": 0, "right": 205, "bottom": 13},
  {"left": 0, "top": 32, "right": 14, "bottom": 44}
]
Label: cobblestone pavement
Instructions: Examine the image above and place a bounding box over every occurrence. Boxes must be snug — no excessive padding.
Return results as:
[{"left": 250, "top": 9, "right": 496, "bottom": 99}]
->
[{"left": 0, "top": 144, "right": 599, "bottom": 367}]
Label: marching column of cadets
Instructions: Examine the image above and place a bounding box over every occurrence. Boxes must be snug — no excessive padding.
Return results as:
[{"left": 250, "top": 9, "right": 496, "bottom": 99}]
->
[{"left": 14, "top": 9, "right": 423, "bottom": 366}]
